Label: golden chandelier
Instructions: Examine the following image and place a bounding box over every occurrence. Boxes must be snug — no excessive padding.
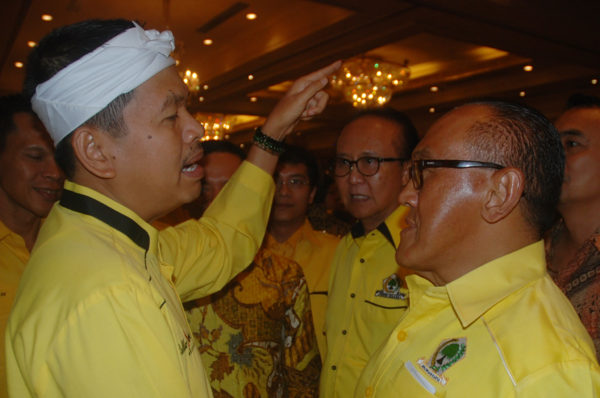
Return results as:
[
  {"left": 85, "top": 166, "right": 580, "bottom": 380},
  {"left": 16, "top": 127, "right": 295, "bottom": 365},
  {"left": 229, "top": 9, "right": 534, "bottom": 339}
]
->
[{"left": 330, "top": 57, "right": 410, "bottom": 108}]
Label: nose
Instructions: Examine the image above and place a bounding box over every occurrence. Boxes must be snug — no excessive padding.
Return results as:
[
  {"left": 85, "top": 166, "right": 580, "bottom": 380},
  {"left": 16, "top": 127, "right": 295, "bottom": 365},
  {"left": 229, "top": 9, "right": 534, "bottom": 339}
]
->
[
  {"left": 276, "top": 180, "right": 291, "bottom": 196},
  {"left": 181, "top": 109, "right": 205, "bottom": 144},
  {"left": 347, "top": 165, "right": 365, "bottom": 184},
  {"left": 398, "top": 178, "right": 418, "bottom": 208},
  {"left": 44, "top": 157, "right": 64, "bottom": 182}
]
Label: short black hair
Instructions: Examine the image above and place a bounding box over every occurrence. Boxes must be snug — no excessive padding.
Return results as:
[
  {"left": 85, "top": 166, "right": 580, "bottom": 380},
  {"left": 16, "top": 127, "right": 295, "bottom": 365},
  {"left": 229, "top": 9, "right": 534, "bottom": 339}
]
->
[
  {"left": 24, "top": 19, "right": 136, "bottom": 179},
  {"left": 201, "top": 140, "right": 246, "bottom": 160},
  {"left": 0, "top": 94, "right": 33, "bottom": 153},
  {"left": 278, "top": 145, "right": 319, "bottom": 187},
  {"left": 565, "top": 93, "right": 600, "bottom": 110},
  {"left": 348, "top": 107, "right": 419, "bottom": 158},
  {"left": 465, "top": 100, "right": 564, "bottom": 235}
]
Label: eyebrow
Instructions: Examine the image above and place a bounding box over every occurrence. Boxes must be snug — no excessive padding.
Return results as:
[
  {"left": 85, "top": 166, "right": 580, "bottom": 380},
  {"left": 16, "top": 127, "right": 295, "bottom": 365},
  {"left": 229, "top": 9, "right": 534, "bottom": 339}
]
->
[
  {"left": 160, "top": 91, "right": 186, "bottom": 113},
  {"left": 559, "top": 129, "right": 584, "bottom": 138}
]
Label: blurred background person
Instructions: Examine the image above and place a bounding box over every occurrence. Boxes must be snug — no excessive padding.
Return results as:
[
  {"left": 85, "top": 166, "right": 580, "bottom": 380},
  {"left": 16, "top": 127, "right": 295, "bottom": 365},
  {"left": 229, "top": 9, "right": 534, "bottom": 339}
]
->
[
  {"left": 546, "top": 93, "right": 600, "bottom": 359},
  {"left": 0, "top": 94, "right": 63, "bottom": 397}
]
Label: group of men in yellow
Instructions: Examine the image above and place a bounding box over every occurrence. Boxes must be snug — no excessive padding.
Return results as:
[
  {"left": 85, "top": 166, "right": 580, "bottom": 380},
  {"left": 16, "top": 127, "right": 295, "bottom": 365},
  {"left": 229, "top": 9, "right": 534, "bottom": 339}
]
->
[{"left": 1, "top": 16, "right": 599, "bottom": 398}]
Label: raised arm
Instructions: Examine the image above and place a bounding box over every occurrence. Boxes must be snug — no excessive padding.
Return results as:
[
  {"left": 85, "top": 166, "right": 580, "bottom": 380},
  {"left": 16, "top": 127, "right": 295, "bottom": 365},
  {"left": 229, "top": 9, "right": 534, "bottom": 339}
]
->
[{"left": 246, "top": 61, "right": 341, "bottom": 174}]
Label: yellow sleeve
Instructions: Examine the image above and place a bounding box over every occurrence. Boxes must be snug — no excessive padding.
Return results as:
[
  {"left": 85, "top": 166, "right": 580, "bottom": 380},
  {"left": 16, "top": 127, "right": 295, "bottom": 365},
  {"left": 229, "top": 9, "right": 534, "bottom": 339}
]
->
[{"left": 159, "top": 161, "right": 275, "bottom": 302}]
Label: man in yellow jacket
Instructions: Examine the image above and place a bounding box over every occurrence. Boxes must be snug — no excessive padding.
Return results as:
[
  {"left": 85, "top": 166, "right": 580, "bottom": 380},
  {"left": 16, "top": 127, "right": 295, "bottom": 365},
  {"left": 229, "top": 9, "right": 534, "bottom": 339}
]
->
[
  {"left": 320, "top": 108, "right": 418, "bottom": 398},
  {"left": 355, "top": 101, "right": 600, "bottom": 397},
  {"left": 5, "top": 19, "right": 339, "bottom": 398}
]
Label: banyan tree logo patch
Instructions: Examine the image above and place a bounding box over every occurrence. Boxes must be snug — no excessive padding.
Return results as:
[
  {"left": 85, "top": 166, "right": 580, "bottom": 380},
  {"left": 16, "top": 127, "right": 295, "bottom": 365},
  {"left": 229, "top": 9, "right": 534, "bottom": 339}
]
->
[
  {"left": 374, "top": 273, "right": 406, "bottom": 299},
  {"left": 417, "top": 337, "right": 466, "bottom": 385}
]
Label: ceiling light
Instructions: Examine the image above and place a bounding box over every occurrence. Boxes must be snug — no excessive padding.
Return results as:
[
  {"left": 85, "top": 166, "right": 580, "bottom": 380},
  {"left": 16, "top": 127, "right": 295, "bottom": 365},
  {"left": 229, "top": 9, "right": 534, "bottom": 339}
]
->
[
  {"left": 248, "top": 74, "right": 254, "bottom": 80},
  {"left": 429, "top": 86, "right": 439, "bottom": 93},
  {"left": 14, "top": 61, "right": 24, "bottom": 68},
  {"left": 591, "top": 78, "right": 598, "bottom": 85},
  {"left": 330, "top": 57, "right": 411, "bottom": 108},
  {"left": 428, "top": 107, "right": 436, "bottom": 113},
  {"left": 203, "top": 38, "right": 213, "bottom": 46},
  {"left": 519, "top": 91, "right": 526, "bottom": 97},
  {"left": 249, "top": 96, "right": 257, "bottom": 102},
  {"left": 41, "top": 14, "right": 53, "bottom": 22},
  {"left": 27, "top": 41, "right": 37, "bottom": 48},
  {"left": 182, "top": 69, "right": 200, "bottom": 91},
  {"left": 198, "top": 96, "right": 205, "bottom": 102},
  {"left": 523, "top": 65, "right": 533, "bottom": 72},
  {"left": 246, "top": 13, "right": 257, "bottom": 20},
  {"left": 203, "top": 84, "right": 209, "bottom": 90}
]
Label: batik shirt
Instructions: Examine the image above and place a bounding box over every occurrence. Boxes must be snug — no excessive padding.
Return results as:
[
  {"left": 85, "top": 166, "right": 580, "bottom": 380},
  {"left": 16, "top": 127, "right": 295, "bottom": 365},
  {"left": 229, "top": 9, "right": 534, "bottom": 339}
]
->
[
  {"left": 546, "top": 220, "right": 600, "bottom": 359},
  {"left": 185, "top": 248, "right": 320, "bottom": 397}
]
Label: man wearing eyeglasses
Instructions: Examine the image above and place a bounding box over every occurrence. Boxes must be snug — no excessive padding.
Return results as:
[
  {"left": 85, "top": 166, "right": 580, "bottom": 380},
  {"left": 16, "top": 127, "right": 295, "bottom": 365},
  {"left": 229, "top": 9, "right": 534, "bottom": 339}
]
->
[
  {"left": 354, "top": 101, "right": 600, "bottom": 397},
  {"left": 320, "top": 108, "right": 419, "bottom": 398}
]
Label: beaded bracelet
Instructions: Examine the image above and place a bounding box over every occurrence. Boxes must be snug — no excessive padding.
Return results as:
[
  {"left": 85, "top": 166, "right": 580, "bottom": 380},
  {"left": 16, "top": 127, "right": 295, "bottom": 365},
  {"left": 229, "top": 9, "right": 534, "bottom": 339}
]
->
[{"left": 252, "top": 127, "right": 286, "bottom": 155}]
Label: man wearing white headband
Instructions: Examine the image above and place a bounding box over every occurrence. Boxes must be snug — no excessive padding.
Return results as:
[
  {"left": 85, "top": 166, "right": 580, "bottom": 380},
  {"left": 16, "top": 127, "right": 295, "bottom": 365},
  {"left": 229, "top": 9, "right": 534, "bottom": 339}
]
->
[{"left": 6, "top": 19, "right": 339, "bottom": 397}]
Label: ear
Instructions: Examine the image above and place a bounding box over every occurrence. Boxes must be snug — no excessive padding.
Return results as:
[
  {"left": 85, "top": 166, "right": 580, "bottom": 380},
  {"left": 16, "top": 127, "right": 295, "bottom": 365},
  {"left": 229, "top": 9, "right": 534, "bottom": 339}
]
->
[
  {"left": 71, "top": 127, "right": 116, "bottom": 179},
  {"left": 308, "top": 186, "right": 317, "bottom": 205},
  {"left": 481, "top": 167, "right": 524, "bottom": 224}
]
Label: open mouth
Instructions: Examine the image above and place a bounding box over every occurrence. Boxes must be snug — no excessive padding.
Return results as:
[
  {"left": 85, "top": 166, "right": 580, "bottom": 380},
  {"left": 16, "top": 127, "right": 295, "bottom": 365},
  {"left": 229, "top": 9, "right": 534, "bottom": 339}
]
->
[{"left": 182, "top": 151, "right": 204, "bottom": 178}]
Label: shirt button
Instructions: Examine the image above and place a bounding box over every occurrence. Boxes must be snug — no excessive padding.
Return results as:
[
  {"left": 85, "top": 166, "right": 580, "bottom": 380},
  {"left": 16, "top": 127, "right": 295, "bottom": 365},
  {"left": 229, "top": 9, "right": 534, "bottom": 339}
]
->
[
  {"left": 365, "top": 386, "right": 374, "bottom": 397},
  {"left": 397, "top": 330, "right": 407, "bottom": 341},
  {"left": 342, "top": 330, "right": 347, "bottom": 335},
  {"left": 332, "top": 365, "right": 337, "bottom": 370},
  {"left": 350, "top": 293, "right": 356, "bottom": 298},
  {"left": 359, "top": 258, "right": 365, "bottom": 263}
]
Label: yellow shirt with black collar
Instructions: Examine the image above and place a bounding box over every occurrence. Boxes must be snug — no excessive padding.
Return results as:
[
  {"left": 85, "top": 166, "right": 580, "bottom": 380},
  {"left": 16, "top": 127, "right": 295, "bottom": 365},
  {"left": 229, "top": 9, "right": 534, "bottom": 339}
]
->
[
  {"left": 6, "top": 161, "right": 273, "bottom": 398},
  {"left": 0, "top": 220, "right": 30, "bottom": 398},
  {"left": 354, "top": 240, "right": 600, "bottom": 398},
  {"left": 264, "top": 219, "right": 340, "bottom": 360},
  {"left": 320, "top": 205, "right": 411, "bottom": 398}
]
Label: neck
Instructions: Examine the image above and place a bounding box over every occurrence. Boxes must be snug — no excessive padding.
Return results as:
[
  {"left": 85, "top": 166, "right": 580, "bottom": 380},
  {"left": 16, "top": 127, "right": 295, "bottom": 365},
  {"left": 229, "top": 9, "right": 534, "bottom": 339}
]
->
[
  {"left": 268, "top": 218, "right": 305, "bottom": 243},
  {"left": 558, "top": 199, "right": 600, "bottom": 247},
  {"left": 0, "top": 198, "right": 43, "bottom": 252},
  {"left": 429, "top": 220, "right": 538, "bottom": 286}
]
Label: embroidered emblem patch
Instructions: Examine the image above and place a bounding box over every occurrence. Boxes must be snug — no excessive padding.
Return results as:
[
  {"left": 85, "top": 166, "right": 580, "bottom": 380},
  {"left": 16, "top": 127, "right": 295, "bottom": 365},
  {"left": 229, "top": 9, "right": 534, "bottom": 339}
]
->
[
  {"left": 417, "top": 337, "right": 466, "bottom": 385},
  {"left": 374, "top": 273, "right": 406, "bottom": 299}
]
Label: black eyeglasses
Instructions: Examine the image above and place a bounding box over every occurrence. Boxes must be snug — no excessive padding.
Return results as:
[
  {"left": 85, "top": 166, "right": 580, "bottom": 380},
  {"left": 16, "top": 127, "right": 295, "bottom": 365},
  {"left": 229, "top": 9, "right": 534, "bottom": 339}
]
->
[
  {"left": 405, "top": 159, "right": 505, "bottom": 189},
  {"left": 275, "top": 177, "right": 310, "bottom": 189},
  {"left": 333, "top": 156, "right": 406, "bottom": 177}
]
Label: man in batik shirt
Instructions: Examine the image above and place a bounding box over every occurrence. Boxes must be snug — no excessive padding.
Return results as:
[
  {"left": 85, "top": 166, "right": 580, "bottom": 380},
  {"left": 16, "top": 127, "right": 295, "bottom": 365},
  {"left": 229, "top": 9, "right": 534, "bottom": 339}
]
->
[
  {"left": 546, "top": 94, "right": 600, "bottom": 358},
  {"left": 185, "top": 144, "right": 320, "bottom": 397}
]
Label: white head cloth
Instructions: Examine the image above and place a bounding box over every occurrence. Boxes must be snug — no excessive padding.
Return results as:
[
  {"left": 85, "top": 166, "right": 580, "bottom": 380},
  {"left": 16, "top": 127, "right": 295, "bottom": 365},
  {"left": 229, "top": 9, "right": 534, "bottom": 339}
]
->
[{"left": 31, "top": 22, "right": 175, "bottom": 144}]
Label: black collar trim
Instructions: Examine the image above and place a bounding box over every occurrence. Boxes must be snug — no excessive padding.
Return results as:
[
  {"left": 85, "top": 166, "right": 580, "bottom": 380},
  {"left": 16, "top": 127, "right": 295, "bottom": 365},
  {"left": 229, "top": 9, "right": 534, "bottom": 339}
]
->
[
  {"left": 350, "top": 221, "right": 395, "bottom": 247},
  {"left": 60, "top": 189, "right": 150, "bottom": 251}
]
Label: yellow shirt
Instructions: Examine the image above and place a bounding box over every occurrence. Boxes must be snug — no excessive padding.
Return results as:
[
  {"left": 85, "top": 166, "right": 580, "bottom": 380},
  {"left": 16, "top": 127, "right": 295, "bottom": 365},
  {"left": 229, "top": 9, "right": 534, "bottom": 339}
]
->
[
  {"left": 264, "top": 219, "right": 340, "bottom": 360},
  {"left": 6, "top": 162, "right": 273, "bottom": 398},
  {"left": 355, "top": 241, "right": 600, "bottom": 398},
  {"left": 0, "top": 221, "right": 30, "bottom": 398},
  {"left": 320, "top": 206, "right": 410, "bottom": 398}
]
